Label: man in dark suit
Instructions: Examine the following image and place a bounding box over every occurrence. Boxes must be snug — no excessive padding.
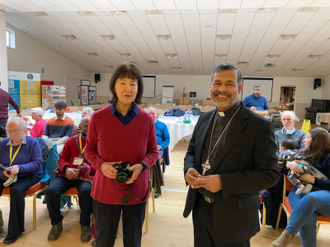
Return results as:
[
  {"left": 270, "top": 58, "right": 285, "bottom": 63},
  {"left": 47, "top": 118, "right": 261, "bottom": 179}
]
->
[{"left": 183, "top": 63, "right": 280, "bottom": 247}]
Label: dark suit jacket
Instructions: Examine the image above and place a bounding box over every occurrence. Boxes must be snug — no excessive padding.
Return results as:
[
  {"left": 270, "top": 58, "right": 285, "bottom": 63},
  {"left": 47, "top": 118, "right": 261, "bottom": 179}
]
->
[{"left": 183, "top": 103, "right": 280, "bottom": 243}]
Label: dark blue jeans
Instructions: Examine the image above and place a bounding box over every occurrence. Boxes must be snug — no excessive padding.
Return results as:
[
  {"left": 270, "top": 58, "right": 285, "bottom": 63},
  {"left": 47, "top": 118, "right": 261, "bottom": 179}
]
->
[
  {"left": 46, "top": 176, "right": 93, "bottom": 226},
  {"left": 0, "top": 174, "right": 41, "bottom": 239}
]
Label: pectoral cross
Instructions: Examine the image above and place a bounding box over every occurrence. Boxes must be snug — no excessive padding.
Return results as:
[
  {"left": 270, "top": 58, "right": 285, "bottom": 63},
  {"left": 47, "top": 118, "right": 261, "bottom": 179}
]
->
[{"left": 202, "top": 159, "right": 211, "bottom": 176}]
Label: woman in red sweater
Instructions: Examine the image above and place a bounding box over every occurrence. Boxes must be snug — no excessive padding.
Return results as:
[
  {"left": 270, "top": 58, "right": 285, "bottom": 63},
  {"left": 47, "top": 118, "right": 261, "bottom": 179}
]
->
[{"left": 85, "top": 63, "right": 158, "bottom": 247}]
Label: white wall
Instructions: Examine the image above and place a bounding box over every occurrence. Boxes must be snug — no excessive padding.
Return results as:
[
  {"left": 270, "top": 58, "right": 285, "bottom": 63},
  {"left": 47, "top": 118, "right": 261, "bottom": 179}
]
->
[
  {"left": 322, "top": 74, "right": 330, "bottom": 99},
  {"left": 7, "top": 24, "right": 90, "bottom": 85}
]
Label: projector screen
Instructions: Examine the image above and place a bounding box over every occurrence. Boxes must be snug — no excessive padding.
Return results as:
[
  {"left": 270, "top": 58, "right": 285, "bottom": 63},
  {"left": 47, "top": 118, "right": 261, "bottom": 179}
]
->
[
  {"left": 241, "top": 78, "right": 273, "bottom": 102},
  {"left": 142, "top": 75, "right": 156, "bottom": 98}
]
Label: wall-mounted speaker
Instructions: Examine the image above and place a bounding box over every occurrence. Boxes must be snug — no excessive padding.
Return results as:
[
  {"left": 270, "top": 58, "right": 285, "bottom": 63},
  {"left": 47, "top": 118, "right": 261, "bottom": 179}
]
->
[
  {"left": 95, "top": 74, "right": 101, "bottom": 83},
  {"left": 313, "top": 78, "right": 321, "bottom": 90}
]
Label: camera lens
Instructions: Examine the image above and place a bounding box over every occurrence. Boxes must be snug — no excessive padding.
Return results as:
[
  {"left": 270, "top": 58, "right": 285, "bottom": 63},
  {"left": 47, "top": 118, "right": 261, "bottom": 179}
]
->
[{"left": 117, "top": 172, "right": 129, "bottom": 184}]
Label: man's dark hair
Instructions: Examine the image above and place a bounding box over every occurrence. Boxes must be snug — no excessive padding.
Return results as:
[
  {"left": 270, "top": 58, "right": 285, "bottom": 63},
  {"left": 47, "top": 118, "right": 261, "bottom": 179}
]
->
[
  {"left": 281, "top": 139, "right": 298, "bottom": 150},
  {"left": 109, "top": 63, "right": 143, "bottom": 105},
  {"left": 54, "top": 100, "right": 67, "bottom": 109},
  {"left": 253, "top": 83, "right": 262, "bottom": 89},
  {"left": 211, "top": 63, "right": 243, "bottom": 85}
]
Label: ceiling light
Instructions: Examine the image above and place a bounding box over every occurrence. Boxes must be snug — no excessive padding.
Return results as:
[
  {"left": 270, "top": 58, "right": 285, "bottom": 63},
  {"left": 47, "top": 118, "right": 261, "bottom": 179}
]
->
[
  {"left": 215, "top": 54, "right": 227, "bottom": 59},
  {"left": 62, "top": 35, "right": 77, "bottom": 41},
  {"left": 102, "top": 35, "right": 115, "bottom": 41},
  {"left": 237, "top": 62, "right": 249, "bottom": 66},
  {"left": 166, "top": 54, "right": 178, "bottom": 59},
  {"left": 218, "top": 9, "right": 237, "bottom": 14},
  {"left": 157, "top": 35, "right": 171, "bottom": 41},
  {"left": 31, "top": 12, "right": 48, "bottom": 16},
  {"left": 216, "top": 35, "right": 231, "bottom": 41},
  {"left": 307, "top": 55, "right": 322, "bottom": 59},
  {"left": 172, "top": 67, "right": 182, "bottom": 71},
  {"left": 87, "top": 53, "right": 98, "bottom": 57},
  {"left": 149, "top": 61, "right": 158, "bottom": 65},
  {"left": 120, "top": 53, "right": 132, "bottom": 58},
  {"left": 266, "top": 54, "right": 279, "bottom": 59},
  {"left": 279, "top": 34, "right": 297, "bottom": 40},
  {"left": 292, "top": 69, "right": 303, "bottom": 73},
  {"left": 145, "top": 10, "right": 163, "bottom": 15},
  {"left": 111, "top": 11, "right": 127, "bottom": 15},
  {"left": 78, "top": 11, "right": 95, "bottom": 16},
  {"left": 298, "top": 7, "right": 319, "bottom": 12},
  {"left": 255, "top": 70, "right": 263, "bottom": 72}
]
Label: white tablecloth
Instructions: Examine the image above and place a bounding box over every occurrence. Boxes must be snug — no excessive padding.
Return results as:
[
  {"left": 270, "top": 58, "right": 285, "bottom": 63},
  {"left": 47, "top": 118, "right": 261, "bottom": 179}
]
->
[{"left": 158, "top": 115, "right": 198, "bottom": 152}]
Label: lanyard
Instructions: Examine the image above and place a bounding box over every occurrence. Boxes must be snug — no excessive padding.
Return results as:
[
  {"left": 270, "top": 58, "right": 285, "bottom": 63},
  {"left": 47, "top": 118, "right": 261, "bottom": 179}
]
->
[
  {"left": 9, "top": 143, "right": 22, "bottom": 165},
  {"left": 79, "top": 135, "right": 86, "bottom": 154}
]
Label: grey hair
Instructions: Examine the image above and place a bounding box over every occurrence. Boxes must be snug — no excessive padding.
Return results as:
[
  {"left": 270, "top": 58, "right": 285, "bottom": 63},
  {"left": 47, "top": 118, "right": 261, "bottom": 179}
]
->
[
  {"left": 82, "top": 107, "right": 94, "bottom": 115},
  {"left": 280, "top": 111, "right": 299, "bottom": 121},
  {"left": 253, "top": 84, "right": 262, "bottom": 89},
  {"left": 211, "top": 63, "right": 243, "bottom": 86},
  {"left": 147, "top": 106, "right": 158, "bottom": 114},
  {"left": 6, "top": 117, "right": 27, "bottom": 131},
  {"left": 31, "top": 107, "right": 44, "bottom": 117}
]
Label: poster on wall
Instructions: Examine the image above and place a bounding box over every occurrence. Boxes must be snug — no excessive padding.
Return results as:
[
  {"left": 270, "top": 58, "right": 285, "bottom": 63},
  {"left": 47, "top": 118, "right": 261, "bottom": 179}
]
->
[
  {"left": 7, "top": 71, "right": 20, "bottom": 111},
  {"left": 20, "top": 73, "right": 41, "bottom": 109},
  {"left": 42, "top": 85, "right": 66, "bottom": 107}
]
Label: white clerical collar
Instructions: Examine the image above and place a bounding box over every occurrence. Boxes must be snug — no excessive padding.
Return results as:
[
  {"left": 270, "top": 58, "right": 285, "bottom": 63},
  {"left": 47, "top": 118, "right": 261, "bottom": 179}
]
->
[{"left": 218, "top": 111, "right": 225, "bottom": 117}]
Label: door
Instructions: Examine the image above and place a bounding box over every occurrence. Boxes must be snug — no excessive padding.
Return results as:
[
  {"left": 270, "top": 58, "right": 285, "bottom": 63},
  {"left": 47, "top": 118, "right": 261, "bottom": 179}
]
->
[
  {"left": 280, "top": 86, "right": 296, "bottom": 111},
  {"left": 66, "top": 78, "right": 80, "bottom": 106}
]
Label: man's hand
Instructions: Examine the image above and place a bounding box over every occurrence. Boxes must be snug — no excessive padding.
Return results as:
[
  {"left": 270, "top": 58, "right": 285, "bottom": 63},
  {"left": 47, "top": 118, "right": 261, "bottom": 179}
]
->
[
  {"left": 5, "top": 165, "right": 19, "bottom": 176},
  {"left": 101, "top": 161, "right": 121, "bottom": 179},
  {"left": 197, "top": 175, "right": 222, "bottom": 193},
  {"left": 65, "top": 168, "right": 79, "bottom": 180},
  {"left": 185, "top": 168, "right": 202, "bottom": 189},
  {"left": 126, "top": 163, "right": 144, "bottom": 184},
  {"left": 250, "top": 106, "right": 256, "bottom": 111},
  {"left": 157, "top": 145, "right": 162, "bottom": 151},
  {"left": 16, "top": 113, "right": 22, "bottom": 117}
]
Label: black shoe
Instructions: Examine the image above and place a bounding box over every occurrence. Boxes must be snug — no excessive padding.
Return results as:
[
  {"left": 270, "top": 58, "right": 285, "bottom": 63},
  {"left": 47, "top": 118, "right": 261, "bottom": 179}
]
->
[
  {"left": 154, "top": 193, "right": 161, "bottom": 199},
  {"left": 3, "top": 236, "right": 18, "bottom": 244},
  {"left": 48, "top": 222, "right": 63, "bottom": 241},
  {"left": 81, "top": 225, "right": 92, "bottom": 242},
  {"left": 91, "top": 240, "right": 96, "bottom": 246}
]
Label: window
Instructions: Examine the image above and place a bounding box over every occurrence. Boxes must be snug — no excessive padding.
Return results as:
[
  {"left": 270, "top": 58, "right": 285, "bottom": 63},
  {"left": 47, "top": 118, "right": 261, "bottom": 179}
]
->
[{"left": 6, "top": 27, "right": 15, "bottom": 49}]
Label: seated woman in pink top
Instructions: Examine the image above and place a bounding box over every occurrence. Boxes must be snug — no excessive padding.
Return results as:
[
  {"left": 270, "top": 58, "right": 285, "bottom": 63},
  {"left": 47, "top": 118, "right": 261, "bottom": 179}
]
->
[{"left": 30, "top": 108, "right": 47, "bottom": 138}]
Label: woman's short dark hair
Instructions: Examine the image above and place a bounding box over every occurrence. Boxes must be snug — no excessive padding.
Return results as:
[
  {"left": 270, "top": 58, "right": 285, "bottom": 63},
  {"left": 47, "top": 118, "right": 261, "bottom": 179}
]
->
[
  {"left": 305, "top": 127, "right": 330, "bottom": 165},
  {"left": 109, "top": 63, "right": 143, "bottom": 105}
]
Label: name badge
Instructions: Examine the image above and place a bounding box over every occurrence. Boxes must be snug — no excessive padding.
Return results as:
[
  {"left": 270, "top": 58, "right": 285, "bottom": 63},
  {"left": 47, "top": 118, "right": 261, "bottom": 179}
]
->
[{"left": 73, "top": 157, "right": 84, "bottom": 165}]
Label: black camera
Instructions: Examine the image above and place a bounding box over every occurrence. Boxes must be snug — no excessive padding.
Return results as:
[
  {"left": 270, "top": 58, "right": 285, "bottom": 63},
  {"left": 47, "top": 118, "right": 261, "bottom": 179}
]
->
[{"left": 113, "top": 162, "right": 132, "bottom": 184}]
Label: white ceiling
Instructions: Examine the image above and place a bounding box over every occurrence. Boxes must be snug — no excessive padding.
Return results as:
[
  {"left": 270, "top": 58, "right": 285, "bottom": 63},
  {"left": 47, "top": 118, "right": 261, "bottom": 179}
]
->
[{"left": 2, "top": 0, "right": 330, "bottom": 77}]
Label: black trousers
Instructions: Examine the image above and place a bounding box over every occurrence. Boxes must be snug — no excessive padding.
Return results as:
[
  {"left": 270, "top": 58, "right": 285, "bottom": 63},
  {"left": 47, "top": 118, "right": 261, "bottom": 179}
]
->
[
  {"left": 0, "top": 174, "right": 41, "bottom": 239},
  {"left": 94, "top": 200, "right": 146, "bottom": 247},
  {"left": 192, "top": 193, "right": 250, "bottom": 247},
  {"left": 46, "top": 176, "right": 93, "bottom": 226},
  {"left": 0, "top": 118, "right": 7, "bottom": 138}
]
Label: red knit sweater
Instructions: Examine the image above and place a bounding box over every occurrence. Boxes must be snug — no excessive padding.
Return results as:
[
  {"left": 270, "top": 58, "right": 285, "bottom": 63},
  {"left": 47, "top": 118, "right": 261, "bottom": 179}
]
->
[{"left": 85, "top": 105, "right": 158, "bottom": 205}]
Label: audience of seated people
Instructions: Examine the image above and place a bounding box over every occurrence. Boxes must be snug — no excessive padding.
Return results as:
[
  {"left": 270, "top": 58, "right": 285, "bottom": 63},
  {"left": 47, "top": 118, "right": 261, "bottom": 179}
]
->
[
  {"left": 29, "top": 107, "right": 47, "bottom": 138},
  {"left": 147, "top": 106, "right": 170, "bottom": 198},
  {"left": 0, "top": 118, "right": 43, "bottom": 244},
  {"left": 46, "top": 117, "right": 94, "bottom": 242},
  {"left": 43, "top": 100, "right": 75, "bottom": 154}
]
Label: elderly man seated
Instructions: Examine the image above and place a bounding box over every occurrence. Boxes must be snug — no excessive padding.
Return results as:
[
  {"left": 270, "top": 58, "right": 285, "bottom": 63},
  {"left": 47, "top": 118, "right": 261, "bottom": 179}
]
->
[
  {"left": 76, "top": 107, "right": 94, "bottom": 135},
  {"left": 43, "top": 100, "right": 75, "bottom": 154},
  {"left": 0, "top": 118, "right": 43, "bottom": 244},
  {"left": 46, "top": 117, "right": 95, "bottom": 242},
  {"left": 147, "top": 106, "right": 169, "bottom": 198},
  {"left": 30, "top": 107, "right": 47, "bottom": 138}
]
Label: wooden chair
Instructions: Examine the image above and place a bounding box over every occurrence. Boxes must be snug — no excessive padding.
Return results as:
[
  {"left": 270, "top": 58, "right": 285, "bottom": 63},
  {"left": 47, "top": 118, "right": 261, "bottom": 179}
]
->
[
  {"left": 2, "top": 182, "right": 47, "bottom": 230},
  {"left": 62, "top": 186, "right": 79, "bottom": 207},
  {"left": 276, "top": 174, "right": 330, "bottom": 233},
  {"left": 259, "top": 194, "right": 266, "bottom": 237},
  {"left": 145, "top": 169, "right": 155, "bottom": 234}
]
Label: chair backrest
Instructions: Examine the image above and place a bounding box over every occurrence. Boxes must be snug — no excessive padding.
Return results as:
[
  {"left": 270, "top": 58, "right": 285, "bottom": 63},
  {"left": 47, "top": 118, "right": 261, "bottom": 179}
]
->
[{"left": 282, "top": 174, "right": 294, "bottom": 201}]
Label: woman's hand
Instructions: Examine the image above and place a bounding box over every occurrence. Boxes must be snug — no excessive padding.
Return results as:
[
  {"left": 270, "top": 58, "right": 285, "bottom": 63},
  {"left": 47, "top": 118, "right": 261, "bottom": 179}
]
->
[
  {"left": 287, "top": 161, "right": 304, "bottom": 174},
  {"left": 5, "top": 165, "right": 19, "bottom": 176},
  {"left": 126, "top": 163, "right": 144, "bottom": 184},
  {"left": 101, "top": 161, "right": 121, "bottom": 179},
  {"left": 300, "top": 174, "right": 315, "bottom": 184}
]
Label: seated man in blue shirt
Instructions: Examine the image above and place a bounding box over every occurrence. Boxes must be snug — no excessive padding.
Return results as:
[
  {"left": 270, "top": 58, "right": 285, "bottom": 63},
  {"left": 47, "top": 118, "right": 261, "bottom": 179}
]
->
[
  {"left": 147, "top": 106, "right": 170, "bottom": 198},
  {"left": 243, "top": 83, "right": 269, "bottom": 111}
]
